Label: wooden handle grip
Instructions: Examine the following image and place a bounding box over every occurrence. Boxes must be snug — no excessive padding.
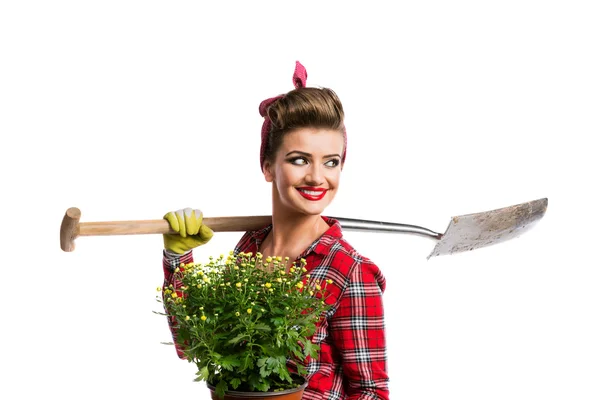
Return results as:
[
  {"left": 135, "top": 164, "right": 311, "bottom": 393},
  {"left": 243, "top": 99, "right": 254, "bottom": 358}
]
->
[{"left": 60, "top": 207, "right": 272, "bottom": 252}]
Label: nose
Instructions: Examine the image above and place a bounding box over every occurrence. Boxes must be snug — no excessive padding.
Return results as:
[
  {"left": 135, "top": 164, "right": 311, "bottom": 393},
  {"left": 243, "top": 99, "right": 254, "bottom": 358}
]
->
[{"left": 305, "top": 163, "right": 325, "bottom": 185}]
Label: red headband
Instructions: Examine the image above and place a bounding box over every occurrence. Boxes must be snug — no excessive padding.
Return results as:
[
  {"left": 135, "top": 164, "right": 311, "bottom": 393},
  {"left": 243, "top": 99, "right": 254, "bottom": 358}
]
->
[{"left": 259, "top": 61, "right": 347, "bottom": 170}]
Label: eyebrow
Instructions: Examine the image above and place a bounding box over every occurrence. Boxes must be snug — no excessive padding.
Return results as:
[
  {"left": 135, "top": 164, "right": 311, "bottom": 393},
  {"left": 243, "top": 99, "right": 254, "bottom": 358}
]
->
[{"left": 285, "top": 150, "right": 341, "bottom": 158}]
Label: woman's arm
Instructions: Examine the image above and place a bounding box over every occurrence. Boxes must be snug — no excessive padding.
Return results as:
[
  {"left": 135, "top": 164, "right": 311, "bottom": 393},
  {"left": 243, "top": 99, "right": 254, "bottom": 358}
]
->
[
  {"left": 162, "top": 249, "right": 194, "bottom": 360},
  {"left": 330, "top": 261, "right": 389, "bottom": 399}
]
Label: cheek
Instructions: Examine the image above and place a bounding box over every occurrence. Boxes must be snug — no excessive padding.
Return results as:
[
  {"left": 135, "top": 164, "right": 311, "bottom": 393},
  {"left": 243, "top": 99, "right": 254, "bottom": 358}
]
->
[
  {"left": 327, "top": 170, "right": 341, "bottom": 188},
  {"left": 275, "top": 164, "right": 299, "bottom": 187}
]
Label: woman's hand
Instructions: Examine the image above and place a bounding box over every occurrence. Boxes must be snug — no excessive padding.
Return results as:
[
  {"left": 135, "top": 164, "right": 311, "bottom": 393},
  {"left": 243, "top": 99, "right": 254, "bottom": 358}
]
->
[{"left": 163, "top": 208, "right": 214, "bottom": 254}]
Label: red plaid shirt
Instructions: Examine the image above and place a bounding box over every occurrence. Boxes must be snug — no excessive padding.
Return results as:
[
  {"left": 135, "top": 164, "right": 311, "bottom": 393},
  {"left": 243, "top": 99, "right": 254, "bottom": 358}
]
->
[{"left": 163, "top": 217, "right": 389, "bottom": 399}]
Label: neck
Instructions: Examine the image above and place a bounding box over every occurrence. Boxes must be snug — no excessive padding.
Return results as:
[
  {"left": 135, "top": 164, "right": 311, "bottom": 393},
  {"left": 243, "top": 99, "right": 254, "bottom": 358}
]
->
[
  {"left": 271, "top": 209, "right": 324, "bottom": 245},
  {"left": 262, "top": 202, "right": 329, "bottom": 260}
]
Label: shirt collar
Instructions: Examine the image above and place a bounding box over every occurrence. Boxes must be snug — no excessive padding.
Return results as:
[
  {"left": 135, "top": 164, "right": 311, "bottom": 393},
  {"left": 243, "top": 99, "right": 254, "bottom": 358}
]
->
[{"left": 249, "top": 216, "right": 343, "bottom": 258}]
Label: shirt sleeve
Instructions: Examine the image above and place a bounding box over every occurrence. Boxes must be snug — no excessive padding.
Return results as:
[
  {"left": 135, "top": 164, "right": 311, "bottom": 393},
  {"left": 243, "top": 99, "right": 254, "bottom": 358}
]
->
[
  {"left": 162, "top": 249, "right": 194, "bottom": 360},
  {"left": 329, "top": 261, "right": 389, "bottom": 399}
]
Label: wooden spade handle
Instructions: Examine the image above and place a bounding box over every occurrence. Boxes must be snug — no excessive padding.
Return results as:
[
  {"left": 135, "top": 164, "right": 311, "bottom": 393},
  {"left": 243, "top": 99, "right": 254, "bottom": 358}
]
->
[{"left": 60, "top": 207, "right": 271, "bottom": 252}]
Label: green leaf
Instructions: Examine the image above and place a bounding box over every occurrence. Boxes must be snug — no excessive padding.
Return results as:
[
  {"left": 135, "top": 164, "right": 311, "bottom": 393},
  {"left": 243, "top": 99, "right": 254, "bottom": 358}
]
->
[
  {"left": 230, "top": 378, "right": 241, "bottom": 390},
  {"left": 241, "top": 353, "right": 254, "bottom": 371},
  {"left": 215, "top": 380, "right": 228, "bottom": 399},
  {"left": 259, "top": 364, "right": 269, "bottom": 378},
  {"left": 302, "top": 340, "right": 317, "bottom": 357},
  {"left": 228, "top": 333, "right": 247, "bottom": 345},
  {"left": 253, "top": 323, "right": 271, "bottom": 332},
  {"left": 266, "top": 356, "right": 279, "bottom": 369},
  {"left": 296, "top": 364, "right": 308, "bottom": 376},
  {"left": 220, "top": 355, "right": 242, "bottom": 371},
  {"left": 256, "top": 357, "right": 268, "bottom": 367},
  {"left": 292, "top": 347, "right": 304, "bottom": 360},
  {"left": 194, "top": 366, "right": 209, "bottom": 382},
  {"left": 255, "top": 381, "right": 270, "bottom": 392}
]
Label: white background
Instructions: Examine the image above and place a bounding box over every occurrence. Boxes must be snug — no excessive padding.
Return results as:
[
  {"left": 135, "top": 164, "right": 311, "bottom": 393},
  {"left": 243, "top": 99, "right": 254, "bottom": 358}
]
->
[{"left": 1, "top": 1, "right": 598, "bottom": 399}]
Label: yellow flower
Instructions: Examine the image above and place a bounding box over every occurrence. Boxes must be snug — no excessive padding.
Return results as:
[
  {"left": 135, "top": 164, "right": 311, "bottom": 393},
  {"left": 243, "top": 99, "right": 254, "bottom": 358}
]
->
[
  {"left": 171, "top": 293, "right": 178, "bottom": 298},
  {"left": 174, "top": 267, "right": 180, "bottom": 273},
  {"left": 326, "top": 279, "right": 333, "bottom": 284},
  {"left": 276, "top": 256, "right": 282, "bottom": 262},
  {"left": 234, "top": 266, "right": 239, "bottom": 270},
  {"left": 236, "top": 282, "right": 242, "bottom": 288},
  {"left": 290, "top": 267, "right": 296, "bottom": 273},
  {"left": 185, "top": 316, "right": 190, "bottom": 321},
  {"left": 266, "top": 256, "right": 272, "bottom": 263},
  {"left": 265, "top": 282, "right": 272, "bottom": 288},
  {"left": 235, "top": 312, "right": 240, "bottom": 317},
  {"left": 315, "top": 284, "right": 321, "bottom": 290},
  {"left": 296, "top": 282, "right": 304, "bottom": 289},
  {"left": 279, "top": 270, "right": 286, "bottom": 275},
  {"left": 200, "top": 315, "right": 207, "bottom": 321},
  {"left": 268, "top": 289, "right": 274, "bottom": 293},
  {"left": 199, "top": 307, "right": 204, "bottom": 310},
  {"left": 302, "top": 267, "right": 307, "bottom": 272},
  {"left": 197, "top": 284, "right": 202, "bottom": 289},
  {"left": 156, "top": 287, "right": 162, "bottom": 292},
  {"left": 247, "top": 308, "right": 252, "bottom": 314},
  {"left": 276, "top": 278, "right": 282, "bottom": 283},
  {"left": 244, "top": 278, "right": 248, "bottom": 282},
  {"left": 226, "top": 282, "right": 231, "bottom": 286}
]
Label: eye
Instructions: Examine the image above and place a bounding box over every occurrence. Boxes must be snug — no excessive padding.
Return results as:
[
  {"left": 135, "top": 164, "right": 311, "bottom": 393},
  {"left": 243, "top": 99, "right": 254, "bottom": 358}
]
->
[
  {"left": 288, "top": 157, "right": 308, "bottom": 165},
  {"left": 325, "top": 159, "right": 340, "bottom": 167}
]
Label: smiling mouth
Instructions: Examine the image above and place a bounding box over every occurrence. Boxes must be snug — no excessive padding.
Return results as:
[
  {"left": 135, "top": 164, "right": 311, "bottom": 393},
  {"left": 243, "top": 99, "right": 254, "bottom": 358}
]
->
[{"left": 296, "top": 187, "right": 328, "bottom": 201}]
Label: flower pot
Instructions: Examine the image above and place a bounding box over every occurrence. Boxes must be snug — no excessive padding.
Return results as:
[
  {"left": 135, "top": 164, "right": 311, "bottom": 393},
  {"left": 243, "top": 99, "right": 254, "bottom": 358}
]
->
[{"left": 207, "top": 376, "right": 308, "bottom": 400}]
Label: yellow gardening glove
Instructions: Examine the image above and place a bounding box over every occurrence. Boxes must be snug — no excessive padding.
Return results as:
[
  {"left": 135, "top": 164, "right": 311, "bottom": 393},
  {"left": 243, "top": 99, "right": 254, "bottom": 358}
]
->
[{"left": 163, "top": 208, "right": 214, "bottom": 254}]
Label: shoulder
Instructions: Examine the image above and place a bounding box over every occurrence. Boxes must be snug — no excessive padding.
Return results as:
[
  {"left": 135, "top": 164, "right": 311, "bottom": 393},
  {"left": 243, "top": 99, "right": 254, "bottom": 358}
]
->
[
  {"left": 314, "top": 229, "right": 386, "bottom": 295},
  {"left": 337, "top": 237, "right": 386, "bottom": 289},
  {"left": 233, "top": 223, "right": 272, "bottom": 255},
  {"left": 234, "top": 230, "right": 255, "bottom": 253}
]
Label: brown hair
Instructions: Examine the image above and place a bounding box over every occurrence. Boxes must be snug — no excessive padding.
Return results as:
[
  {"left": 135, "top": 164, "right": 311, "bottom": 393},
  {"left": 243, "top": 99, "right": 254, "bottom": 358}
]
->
[{"left": 262, "top": 87, "right": 346, "bottom": 167}]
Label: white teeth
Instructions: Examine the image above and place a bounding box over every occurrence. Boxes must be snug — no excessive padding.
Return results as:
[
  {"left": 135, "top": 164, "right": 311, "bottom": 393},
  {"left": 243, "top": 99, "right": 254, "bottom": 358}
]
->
[{"left": 298, "top": 189, "right": 325, "bottom": 196}]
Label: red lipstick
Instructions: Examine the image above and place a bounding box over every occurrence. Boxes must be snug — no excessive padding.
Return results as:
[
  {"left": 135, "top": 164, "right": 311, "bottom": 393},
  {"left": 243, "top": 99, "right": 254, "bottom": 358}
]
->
[{"left": 296, "top": 186, "right": 328, "bottom": 201}]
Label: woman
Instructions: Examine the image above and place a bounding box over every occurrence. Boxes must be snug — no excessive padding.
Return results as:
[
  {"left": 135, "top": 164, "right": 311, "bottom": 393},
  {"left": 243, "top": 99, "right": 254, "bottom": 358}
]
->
[{"left": 162, "top": 62, "right": 389, "bottom": 399}]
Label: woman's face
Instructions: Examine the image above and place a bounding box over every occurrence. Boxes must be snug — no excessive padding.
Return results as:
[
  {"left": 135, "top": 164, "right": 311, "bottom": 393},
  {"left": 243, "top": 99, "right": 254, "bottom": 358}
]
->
[{"left": 263, "top": 127, "right": 344, "bottom": 217}]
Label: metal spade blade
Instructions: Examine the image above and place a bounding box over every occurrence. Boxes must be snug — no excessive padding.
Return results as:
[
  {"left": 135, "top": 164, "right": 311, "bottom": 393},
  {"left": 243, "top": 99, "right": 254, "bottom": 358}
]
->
[
  {"left": 333, "top": 198, "right": 548, "bottom": 259},
  {"left": 426, "top": 198, "right": 548, "bottom": 259}
]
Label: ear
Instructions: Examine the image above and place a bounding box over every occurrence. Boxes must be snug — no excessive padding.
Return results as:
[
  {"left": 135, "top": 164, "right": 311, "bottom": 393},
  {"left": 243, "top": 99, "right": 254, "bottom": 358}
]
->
[{"left": 262, "top": 161, "right": 274, "bottom": 182}]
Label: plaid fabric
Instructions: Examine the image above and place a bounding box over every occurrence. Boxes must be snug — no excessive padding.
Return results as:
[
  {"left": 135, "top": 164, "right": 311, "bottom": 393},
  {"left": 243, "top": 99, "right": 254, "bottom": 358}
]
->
[{"left": 163, "top": 217, "right": 389, "bottom": 399}]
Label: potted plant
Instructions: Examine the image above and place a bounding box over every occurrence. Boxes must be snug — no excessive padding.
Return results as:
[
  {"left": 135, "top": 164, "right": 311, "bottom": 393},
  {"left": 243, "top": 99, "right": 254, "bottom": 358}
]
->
[{"left": 155, "top": 251, "right": 333, "bottom": 399}]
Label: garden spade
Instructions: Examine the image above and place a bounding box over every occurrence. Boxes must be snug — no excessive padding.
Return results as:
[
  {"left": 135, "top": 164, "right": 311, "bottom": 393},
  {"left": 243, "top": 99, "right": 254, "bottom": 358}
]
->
[{"left": 60, "top": 198, "right": 548, "bottom": 259}]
